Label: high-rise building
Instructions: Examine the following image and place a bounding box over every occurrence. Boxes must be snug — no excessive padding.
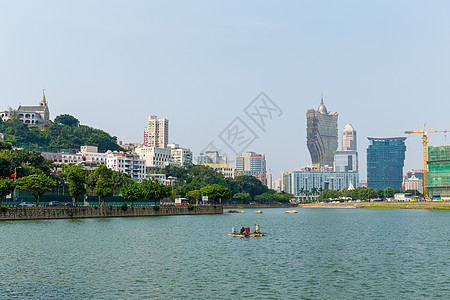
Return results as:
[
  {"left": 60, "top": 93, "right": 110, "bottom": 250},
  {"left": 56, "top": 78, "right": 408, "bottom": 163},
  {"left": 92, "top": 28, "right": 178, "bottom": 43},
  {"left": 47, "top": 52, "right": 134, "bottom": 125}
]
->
[
  {"left": 342, "top": 123, "right": 357, "bottom": 151},
  {"left": 198, "top": 151, "right": 227, "bottom": 165},
  {"left": 404, "top": 175, "right": 423, "bottom": 193},
  {"left": 334, "top": 150, "right": 358, "bottom": 172},
  {"left": 306, "top": 96, "right": 338, "bottom": 168},
  {"left": 235, "top": 152, "right": 267, "bottom": 185},
  {"left": 428, "top": 145, "right": 450, "bottom": 199},
  {"left": 167, "top": 143, "right": 192, "bottom": 167},
  {"left": 404, "top": 169, "right": 424, "bottom": 192},
  {"left": 144, "top": 115, "right": 169, "bottom": 148},
  {"left": 106, "top": 152, "right": 146, "bottom": 182},
  {"left": 367, "top": 137, "right": 406, "bottom": 190}
]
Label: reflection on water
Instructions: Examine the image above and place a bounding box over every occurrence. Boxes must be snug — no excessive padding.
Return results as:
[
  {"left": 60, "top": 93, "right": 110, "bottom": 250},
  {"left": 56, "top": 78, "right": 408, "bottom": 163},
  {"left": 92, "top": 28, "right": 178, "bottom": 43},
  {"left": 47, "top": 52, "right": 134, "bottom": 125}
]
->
[{"left": 0, "top": 208, "right": 449, "bottom": 299}]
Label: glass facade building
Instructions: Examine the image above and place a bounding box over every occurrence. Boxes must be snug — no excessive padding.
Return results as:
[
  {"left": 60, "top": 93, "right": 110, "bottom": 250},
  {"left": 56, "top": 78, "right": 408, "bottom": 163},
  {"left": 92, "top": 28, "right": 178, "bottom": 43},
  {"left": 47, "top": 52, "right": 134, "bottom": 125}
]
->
[
  {"left": 428, "top": 145, "right": 450, "bottom": 199},
  {"left": 334, "top": 150, "right": 358, "bottom": 172},
  {"left": 306, "top": 97, "right": 338, "bottom": 168},
  {"left": 367, "top": 137, "right": 406, "bottom": 190}
]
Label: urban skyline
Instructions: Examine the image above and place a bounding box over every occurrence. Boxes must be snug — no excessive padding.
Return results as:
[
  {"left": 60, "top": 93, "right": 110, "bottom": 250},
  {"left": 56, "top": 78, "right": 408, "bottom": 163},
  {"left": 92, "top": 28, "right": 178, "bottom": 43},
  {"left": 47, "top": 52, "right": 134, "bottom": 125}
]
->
[{"left": 1, "top": 1, "right": 449, "bottom": 179}]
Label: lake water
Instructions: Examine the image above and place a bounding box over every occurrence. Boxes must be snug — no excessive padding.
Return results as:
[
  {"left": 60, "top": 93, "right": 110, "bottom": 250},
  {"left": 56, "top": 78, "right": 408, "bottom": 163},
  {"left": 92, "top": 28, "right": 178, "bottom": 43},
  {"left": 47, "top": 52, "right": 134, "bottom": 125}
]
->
[{"left": 0, "top": 208, "right": 449, "bottom": 299}]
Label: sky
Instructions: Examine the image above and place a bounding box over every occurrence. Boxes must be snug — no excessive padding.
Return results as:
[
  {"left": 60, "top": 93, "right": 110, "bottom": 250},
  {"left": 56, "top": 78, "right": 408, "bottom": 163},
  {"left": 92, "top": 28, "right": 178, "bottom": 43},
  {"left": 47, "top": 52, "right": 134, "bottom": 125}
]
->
[{"left": 1, "top": 0, "right": 450, "bottom": 180}]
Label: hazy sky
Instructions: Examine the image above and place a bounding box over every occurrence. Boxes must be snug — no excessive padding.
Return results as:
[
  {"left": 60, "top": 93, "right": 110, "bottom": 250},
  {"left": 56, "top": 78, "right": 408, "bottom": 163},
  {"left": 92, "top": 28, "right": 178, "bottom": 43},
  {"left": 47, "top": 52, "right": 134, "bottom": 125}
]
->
[{"left": 1, "top": 0, "right": 449, "bottom": 179}]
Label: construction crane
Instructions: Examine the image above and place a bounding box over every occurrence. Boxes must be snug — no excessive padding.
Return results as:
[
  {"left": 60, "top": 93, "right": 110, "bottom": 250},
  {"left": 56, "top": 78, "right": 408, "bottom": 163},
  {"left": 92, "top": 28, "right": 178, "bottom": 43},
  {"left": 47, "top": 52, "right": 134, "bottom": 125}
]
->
[{"left": 405, "top": 123, "right": 449, "bottom": 198}]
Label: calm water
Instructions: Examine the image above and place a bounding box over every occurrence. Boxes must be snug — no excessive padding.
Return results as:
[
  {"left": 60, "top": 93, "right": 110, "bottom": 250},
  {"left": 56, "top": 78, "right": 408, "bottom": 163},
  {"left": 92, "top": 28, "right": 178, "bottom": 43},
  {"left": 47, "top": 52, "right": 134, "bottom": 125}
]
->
[{"left": 0, "top": 208, "right": 449, "bottom": 299}]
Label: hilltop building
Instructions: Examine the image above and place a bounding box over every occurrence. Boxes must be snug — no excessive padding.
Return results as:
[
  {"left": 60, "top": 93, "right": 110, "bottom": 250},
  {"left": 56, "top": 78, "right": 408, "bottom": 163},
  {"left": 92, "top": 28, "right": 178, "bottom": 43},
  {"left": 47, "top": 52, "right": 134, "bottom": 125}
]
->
[
  {"left": 1, "top": 91, "right": 50, "bottom": 126},
  {"left": 235, "top": 152, "right": 267, "bottom": 185},
  {"left": 198, "top": 151, "right": 227, "bottom": 165},
  {"left": 144, "top": 115, "right": 169, "bottom": 148},
  {"left": 201, "top": 163, "right": 235, "bottom": 178},
  {"left": 306, "top": 96, "right": 338, "bottom": 169},
  {"left": 428, "top": 145, "right": 450, "bottom": 199},
  {"left": 367, "top": 137, "right": 406, "bottom": 190},
  {"left": 168, "top": 143, "right": 193, "bottom": 167}
]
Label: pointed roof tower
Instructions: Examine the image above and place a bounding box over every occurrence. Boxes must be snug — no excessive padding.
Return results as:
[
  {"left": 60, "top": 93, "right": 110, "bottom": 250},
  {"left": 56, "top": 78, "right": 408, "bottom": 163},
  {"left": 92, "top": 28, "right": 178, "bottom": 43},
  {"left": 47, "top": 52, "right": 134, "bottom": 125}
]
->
[
  {"left": 40, "top": 89, "right": 47, "bottom": 106},
  {"left": 318, "top": 93, "right": 328, "bottom": 114}
]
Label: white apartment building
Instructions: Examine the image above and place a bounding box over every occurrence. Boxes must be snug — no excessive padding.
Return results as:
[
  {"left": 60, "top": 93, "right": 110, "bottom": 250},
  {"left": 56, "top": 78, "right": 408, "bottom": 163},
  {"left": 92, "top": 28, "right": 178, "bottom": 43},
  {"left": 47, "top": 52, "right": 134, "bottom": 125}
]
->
[
  {"left": 135, "top": 146, "right": 175, "bottom": 169},
  {"left": 404, "top": 175, "right": 424, "bottom": 193},
  {"left": 144, "top": 115, "right": 169, "bottom": 148},
  {"left": 106, "top": 152, "right": 146, "bottom": 182},
  {"left": 201, "top": 163, "right": 235, "bottom": 178},
  {"left": 168, "top": 143, "right": 192, "bottom": 166}
]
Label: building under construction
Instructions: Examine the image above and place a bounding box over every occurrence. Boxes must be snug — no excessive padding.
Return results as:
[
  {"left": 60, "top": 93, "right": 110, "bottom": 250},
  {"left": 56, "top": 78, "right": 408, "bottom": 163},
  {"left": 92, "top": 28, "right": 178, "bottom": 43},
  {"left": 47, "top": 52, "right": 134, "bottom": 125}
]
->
[{"left": 428, "top": 145, "right": 450, "bottom": 199}]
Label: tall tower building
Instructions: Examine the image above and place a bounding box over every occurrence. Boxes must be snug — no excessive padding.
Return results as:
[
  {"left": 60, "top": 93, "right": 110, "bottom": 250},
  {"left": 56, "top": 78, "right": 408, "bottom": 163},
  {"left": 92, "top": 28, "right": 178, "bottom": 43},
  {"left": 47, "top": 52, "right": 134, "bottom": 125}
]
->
[
  {"left": 342, "top": 123, "right": 357, "bottom": 151},
  {"left": 306, "top": 96, "right": 338, "bottom": 168},
  {"left": 235, "top": 152, "right": 267, "bottom": 185},
  {"left": 367, "top": 137, "right": 406, "bottom": 190},
  {"left": 144, "top": 115, "right": 169, "bottom": 148}
]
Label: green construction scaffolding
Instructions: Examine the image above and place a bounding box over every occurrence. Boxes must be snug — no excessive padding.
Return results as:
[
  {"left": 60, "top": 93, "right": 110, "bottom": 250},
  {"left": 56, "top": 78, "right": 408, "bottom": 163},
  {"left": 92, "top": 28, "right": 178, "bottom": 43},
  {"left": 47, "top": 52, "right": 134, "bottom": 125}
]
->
[{"left": 428, "top": 145, "right": 450, "bottom": 198}]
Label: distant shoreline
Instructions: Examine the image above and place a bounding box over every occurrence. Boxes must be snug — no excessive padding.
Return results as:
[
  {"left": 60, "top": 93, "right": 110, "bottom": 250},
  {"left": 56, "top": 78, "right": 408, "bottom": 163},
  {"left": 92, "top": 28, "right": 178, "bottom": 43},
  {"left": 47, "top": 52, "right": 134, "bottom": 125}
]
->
[
  {"left": 299, "top": 202, "right": 450, "bottom": 210},
  {"left": 222, "top": 204, "right": 296, "bottom": 209}
]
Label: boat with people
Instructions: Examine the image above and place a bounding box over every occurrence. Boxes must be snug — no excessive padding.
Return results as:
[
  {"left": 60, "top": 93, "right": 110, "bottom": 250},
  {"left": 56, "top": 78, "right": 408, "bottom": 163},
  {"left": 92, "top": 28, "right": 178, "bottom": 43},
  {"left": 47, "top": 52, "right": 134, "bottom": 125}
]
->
[{"left": 228, "top": 224, "right": 264, "bottom": 237}]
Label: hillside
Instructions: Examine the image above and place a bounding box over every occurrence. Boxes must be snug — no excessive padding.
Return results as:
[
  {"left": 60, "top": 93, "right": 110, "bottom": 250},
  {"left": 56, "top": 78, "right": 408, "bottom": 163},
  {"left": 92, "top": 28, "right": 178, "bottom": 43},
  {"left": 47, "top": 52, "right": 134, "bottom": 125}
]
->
[{"left": 0, "top": 113, "right": 123, "bottom": 152}]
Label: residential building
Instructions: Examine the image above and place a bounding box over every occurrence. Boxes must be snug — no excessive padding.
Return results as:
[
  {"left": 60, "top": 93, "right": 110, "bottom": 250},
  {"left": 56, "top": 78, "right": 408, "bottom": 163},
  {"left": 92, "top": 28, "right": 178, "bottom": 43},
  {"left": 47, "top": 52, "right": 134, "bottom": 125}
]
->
[
  {"left": 428, "top": 145, "right": 450, "bottom": 199},
  {"left": 404, "top": 175, "right": 423, "bottom": 193},
  {"left": 168, "top": 143, "right": 193, "bottom": 166},
  {"left": 1, "top": 91, "right": 50, "bottom": 126},
  {"left": 404, "top": 169, "right": 424, "bottom": 192},
  {"left": 144, "top": 115, "right": 169, "bottom": 148},
  {"left": 41, "top": 151, "right": 64, "bottom": 163},
  {"left": 201, "top": 163, "right": 235, "bottom": 178},
  {"left": 135, "top": 146, "right": 174, "bottom": 169},
  {"left": 106, "top": 152, "right": 146, "bottom": 182},
  {"left": 306, "top": 96, "right": 338, "bottom": 169},
  {"left": 62, "top": 153, "right": 83, "bottom": 164},
  {"left": 197, "top": 151, "right": 227, "bottom": 165},
  {"left": 367, "top": 137, "right": 406, "bottom": 190},
  {"left": 146, "top": 173, "right": 176, "bottom": 186},
  {"left": 235, "top": 152, "right": 267, "bottom": 185},
  {"left": 282, "top": 171, "right": 359, "bottom": 201}
]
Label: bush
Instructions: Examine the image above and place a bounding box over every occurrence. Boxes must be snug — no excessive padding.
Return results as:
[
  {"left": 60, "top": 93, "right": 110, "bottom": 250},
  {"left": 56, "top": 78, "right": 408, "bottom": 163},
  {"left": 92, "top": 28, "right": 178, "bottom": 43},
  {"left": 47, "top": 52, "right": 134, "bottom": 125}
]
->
[
  {"left": 121, "top": 202, "right": 128, "bottom": 211},
  {"left": 154, "top": 205, "right": 160, "bottom": 211},
  {"left": 1, "top": 206, "right": 9, "bottom": 212},
  {"left": 188, "top": 204, "right": 196, "bottom": 210}
]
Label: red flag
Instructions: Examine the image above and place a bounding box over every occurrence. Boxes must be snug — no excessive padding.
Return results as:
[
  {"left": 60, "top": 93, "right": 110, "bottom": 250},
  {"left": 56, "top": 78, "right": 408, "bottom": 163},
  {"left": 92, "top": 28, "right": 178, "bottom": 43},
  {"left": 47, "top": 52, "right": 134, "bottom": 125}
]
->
[{"left": 11, "top": 173, "right": 16, "bottom": 178}]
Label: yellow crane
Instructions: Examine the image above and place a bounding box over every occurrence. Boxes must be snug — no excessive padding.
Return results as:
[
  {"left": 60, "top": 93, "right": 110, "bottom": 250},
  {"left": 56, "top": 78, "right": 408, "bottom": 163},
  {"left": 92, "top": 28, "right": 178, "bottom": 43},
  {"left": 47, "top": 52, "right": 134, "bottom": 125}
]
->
[{"left": 405, "top": 123, "right": 449, "bottom": 198}]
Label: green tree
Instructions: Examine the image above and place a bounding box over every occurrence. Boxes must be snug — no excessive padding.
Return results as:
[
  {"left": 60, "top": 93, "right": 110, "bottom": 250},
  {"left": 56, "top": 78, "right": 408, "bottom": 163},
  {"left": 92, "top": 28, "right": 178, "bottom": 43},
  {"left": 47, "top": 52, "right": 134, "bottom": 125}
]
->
[
  {"left": 233, "top": 175, "right": 268, "bottom": 199},
  {"left": 54, "top": 114, "right": 80, "bottom": 127},
  {"left": 200, "top": 184, "right": 231, "bottom": 204},
  {"left": 14, "top": 174, "right": 56, "bottom": 206},
  {"left": 65, "top": 165, "right": 86, "bottom": 206},
  {"left": 0, "top": 178, "right": 14, "bottom": 207},
  {"left": 121, "top": 181, "right": 143, "bottom": 206},
  {"left": 232, "top": 192, "right": 251, "bottom": 203},
  {"left": 94, "top": 178, "right": 114, "bottom": 206},
  {"left": 140, "top": 179, "right": 170, "bottom": 205},
  {"left": 186, "top": 189, "right": 202, "bottom": 205}
]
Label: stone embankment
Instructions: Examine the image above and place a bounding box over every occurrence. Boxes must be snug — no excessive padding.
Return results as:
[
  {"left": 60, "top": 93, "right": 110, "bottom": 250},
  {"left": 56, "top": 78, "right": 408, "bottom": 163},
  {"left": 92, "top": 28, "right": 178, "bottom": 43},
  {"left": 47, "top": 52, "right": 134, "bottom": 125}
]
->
[
  {"left": 222, "top": 204, "right": 296, "bottom": 209},
  {"left": 299, "top": 202, "right": 450, "bottom": 209},
  {"left": 0, "top": 205, "right": 223, "bottom": 221}
]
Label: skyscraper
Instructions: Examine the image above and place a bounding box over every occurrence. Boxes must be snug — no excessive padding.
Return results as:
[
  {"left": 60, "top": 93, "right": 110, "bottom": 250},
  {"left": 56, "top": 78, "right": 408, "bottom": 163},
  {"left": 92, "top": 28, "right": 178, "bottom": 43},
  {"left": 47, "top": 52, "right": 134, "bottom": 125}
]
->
[
  {"left": 367, "top": 137, "right": 406, "bottom": 190},
  {"left": 342, "top": 123, "right": 357, "bottom": 151},
  {"left": 306, "top": 96, "right": 338, "bottom": 168},
  {"left": 144, "top": 115, "right": 169, "bottom": 148},
  {"left": 235, "top": 152, "right": 267, "bottom": 185}
]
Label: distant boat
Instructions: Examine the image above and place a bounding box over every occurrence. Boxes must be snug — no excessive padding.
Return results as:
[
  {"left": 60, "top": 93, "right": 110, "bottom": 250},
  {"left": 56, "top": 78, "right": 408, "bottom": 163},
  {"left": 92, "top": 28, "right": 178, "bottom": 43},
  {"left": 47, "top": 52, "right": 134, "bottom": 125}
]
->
[
  {"left": 285, "top": 210, "right": 298, "bottom": 214},
  {"left": 254, "top": 210, "right": 263, "bottom": 214}
]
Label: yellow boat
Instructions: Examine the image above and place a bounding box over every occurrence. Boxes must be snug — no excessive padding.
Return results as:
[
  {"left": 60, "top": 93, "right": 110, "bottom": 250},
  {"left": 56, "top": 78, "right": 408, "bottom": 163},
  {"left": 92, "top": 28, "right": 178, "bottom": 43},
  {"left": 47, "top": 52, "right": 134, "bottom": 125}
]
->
[
  {"left": 285, "top": 210, "right": 298, "bottom": 213},
  {"left": 254, "top": 210, "right": 263, "bottom": 214}
]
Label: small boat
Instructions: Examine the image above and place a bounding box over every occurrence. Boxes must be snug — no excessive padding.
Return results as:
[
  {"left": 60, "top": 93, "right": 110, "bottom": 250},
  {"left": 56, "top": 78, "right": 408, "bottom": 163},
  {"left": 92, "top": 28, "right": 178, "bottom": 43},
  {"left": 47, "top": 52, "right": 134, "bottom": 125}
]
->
[
  {"left": 228, "top": 225, "right": 264, "bottom": 237},
  {"left": 240, "top": 210, "right": 245, "bottom": 213},
  {"left": 227, "top": 210, "right": 242, "bottom": 213},
  {"left": 285, "top": 210, "right": 298, "bottom": 214},
  {"left": 254, "top": 210, "right": 263, "bottom": 214}
]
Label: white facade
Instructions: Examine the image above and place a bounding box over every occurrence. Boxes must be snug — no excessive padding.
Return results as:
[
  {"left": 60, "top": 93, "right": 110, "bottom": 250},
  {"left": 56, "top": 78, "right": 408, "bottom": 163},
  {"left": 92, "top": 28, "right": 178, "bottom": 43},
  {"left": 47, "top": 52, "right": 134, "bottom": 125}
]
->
[
  {"left": 62, "top": 153, "right": 83, "bottom": 164},
  {"left": 404, "top": 175, "right": 423, "bottom": 193},
  {"left": 135, "top": 146, "right": 174, "bottom": 169},
  {"left": 168, "top": 143, "right": 193, "bottom": 166},
  {"left": 342, "top": 123, "right": 357, "bottom": 151},
  {"left": 1, "top": 91, "right": 50, "bottom": 126},
  {"left": 201, "top": 163, "right": 235, "bottom": 178},
  {"left": 144, "top": 115, "right": 169, "bottom": 148},
  {"left": 106, "top": 152, "right": 146, "bottom": 182}
]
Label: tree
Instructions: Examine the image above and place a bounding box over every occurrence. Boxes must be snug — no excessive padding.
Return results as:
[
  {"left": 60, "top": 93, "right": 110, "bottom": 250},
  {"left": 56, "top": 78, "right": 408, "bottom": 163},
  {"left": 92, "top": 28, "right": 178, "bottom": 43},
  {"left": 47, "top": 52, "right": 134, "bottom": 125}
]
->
[
  {"left": 14, "top": 174, "right": 56, "bottom": 206},
  {"left": 140, "top": 179, "right": 170, "bottom": 205},
  {"left": 54, "top": 114, "right": 80, "bottom": 127},
  {"left": 94, "top": 178, "right": 114, "bottom": 206},
  {"left": 232, "top": 192, "right": 251, "bottom": 204},
  {"left": 200, "top": 184, "right": 231, "bottom": 204},
  {"left": 121, "top": 181, "right": 143, "bottom": 206},
  {"left": 0, "top": 178, "right": 14, "bottom": 207},
  {"left": 186, "top": 189, "right": 202, "bottom": 205},
  {"left": 65, "top": 165, "right": 86, "bottom": 206},
  {"left": 233, "top": 175, "right": 268, "bottom": 199}
]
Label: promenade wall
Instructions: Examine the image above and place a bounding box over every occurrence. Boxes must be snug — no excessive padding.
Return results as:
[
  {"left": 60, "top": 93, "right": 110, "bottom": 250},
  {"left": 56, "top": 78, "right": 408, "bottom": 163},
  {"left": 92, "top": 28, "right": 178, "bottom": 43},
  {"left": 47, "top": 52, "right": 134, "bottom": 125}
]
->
[{"left": 0, "top": 205, "right": 222, "bottom": 221}]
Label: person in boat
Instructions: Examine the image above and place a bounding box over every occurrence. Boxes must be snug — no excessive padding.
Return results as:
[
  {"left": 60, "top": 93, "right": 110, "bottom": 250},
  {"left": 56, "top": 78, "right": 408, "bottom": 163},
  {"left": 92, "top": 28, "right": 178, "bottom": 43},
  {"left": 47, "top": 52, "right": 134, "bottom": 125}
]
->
[{"left": 240, "top": 227, "right": 245, "bottom": 234}]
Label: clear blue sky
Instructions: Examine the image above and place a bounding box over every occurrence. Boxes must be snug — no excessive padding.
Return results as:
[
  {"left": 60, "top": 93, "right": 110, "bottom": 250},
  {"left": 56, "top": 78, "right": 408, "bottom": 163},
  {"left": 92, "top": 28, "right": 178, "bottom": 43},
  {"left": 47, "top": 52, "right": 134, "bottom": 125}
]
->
[{"left": 1, "top": 0, "right": 449, "bottom": 179}]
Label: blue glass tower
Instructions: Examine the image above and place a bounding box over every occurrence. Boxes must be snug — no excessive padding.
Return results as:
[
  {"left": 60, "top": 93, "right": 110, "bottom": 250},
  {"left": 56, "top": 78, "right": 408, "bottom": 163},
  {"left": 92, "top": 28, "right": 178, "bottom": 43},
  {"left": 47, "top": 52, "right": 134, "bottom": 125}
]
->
[{"left": 367, "top": 137, "right": 406, "bottom": 190}]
